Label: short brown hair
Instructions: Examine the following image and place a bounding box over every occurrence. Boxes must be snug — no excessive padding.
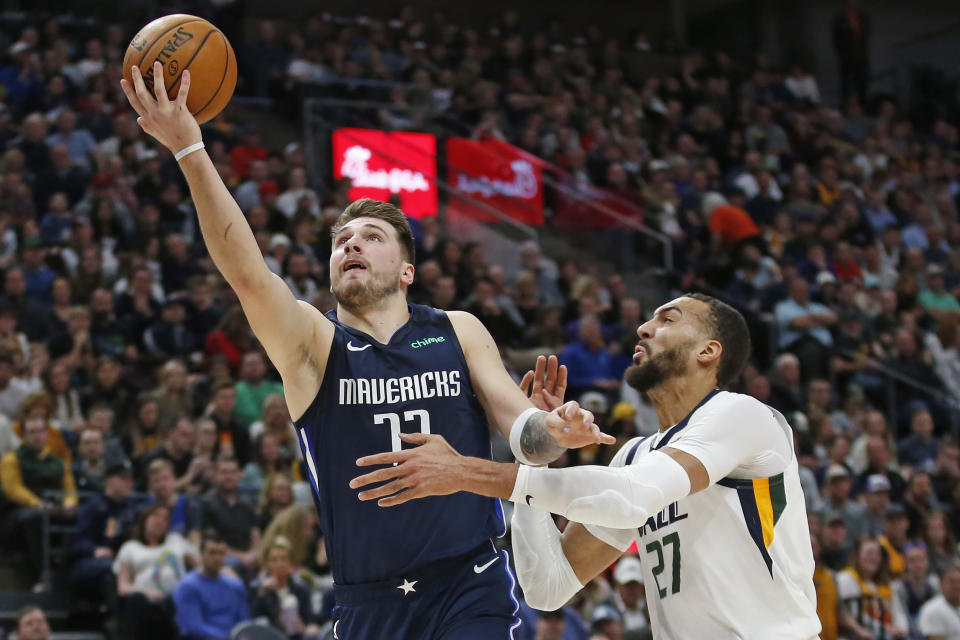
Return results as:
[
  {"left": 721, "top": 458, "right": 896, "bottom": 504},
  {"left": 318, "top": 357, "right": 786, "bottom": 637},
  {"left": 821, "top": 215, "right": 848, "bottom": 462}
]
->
[
  {"left": 331, "top": 198, "right": 416, "bottom": 263},
  {"left": 683, "top": 292, "right": 751, "bottom": 387}
]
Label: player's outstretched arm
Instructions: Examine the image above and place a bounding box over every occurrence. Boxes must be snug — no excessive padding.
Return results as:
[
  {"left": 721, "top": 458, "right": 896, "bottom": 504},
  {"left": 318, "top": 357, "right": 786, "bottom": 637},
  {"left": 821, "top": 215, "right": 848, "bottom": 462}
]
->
[
  {"left": 447, "top": 311, "right": 614, "bottom": 464},
  {"left": 511, "top": 508, "right": 625, "bottom": 611},
  {"left": 120, "top": 64, "right": 331, "bottom": 403},
  {"left": 352, "top": 431, "right": 706, "bottom": 527}
]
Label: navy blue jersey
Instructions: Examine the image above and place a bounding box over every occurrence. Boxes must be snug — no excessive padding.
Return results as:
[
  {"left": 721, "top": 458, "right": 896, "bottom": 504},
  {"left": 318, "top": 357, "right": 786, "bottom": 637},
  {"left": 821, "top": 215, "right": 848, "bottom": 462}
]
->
[{"left": 295, "top": 304, "right": 505, "bottom": 585}]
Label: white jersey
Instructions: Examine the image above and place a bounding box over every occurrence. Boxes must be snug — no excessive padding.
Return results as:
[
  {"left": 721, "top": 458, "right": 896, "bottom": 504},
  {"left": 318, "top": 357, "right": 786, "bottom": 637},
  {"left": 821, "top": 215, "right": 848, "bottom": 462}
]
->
[{"left": 585, "top": 390, "right": 821, "bottom": 640}]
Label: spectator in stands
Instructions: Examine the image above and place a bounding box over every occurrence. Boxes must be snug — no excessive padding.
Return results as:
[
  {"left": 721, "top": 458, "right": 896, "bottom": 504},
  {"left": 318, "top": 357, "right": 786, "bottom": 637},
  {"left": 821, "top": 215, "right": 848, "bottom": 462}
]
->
[
  {"left": 925, "top": 510, "right": 960, "bottom": 577},
  {"left": 143, "top": 298, "right": 199, "bottom": 364},
  {"left": 123, "top": 392, "right": 163, "bottom": 461},
  {"left": 822, "top": 464, "right": 866, "bottom": 543},
  {"left": 857, "top": 436, "right": 908, "bottom": 502},
  {"left": 559, "top": 315, "right": 618, "bottom": 399},
  {"left": 811, "top": 533, "right": 840, "bottom": 640},
  {"left": 768, "top": 352, "right": 805, "bottom": 415},
  {"left": 519, "top": 241, "right": 564, "bottom": 308},
  {"left": 72, "top": 426, "right": 106, "bottom": 491},
  {"left": 610, "top": 556, "right": 649, "bottom": 634},
  {"left": 891, "top": 541, "right": 938, "bottom": 638},
  {"left": 114, "top": 502, "right": 195, "bottom": 640},
  {"left": 878, "top": 504, "right": 911, "bottom": 578},
  {"left": 1, "top": 409, "right": 77, "bottom": 586},
  {"left": 258, "top": 504, "right": 317, "bottom": 570},
  {"left": 862, "top": 474, "right": 892, "bottom": 538},
  {"left": 45, "top": 109, "right": 96, "bottom": 169},
  {"left": 204, "top": 381, "right": 252, "bottom": 466},
  {"left": 204, "top": 307, "right": 251, "bottom": 374},
  {"left": 0, "top": 348, "right": 42, "bottom": 419},
  {"left": 775, "top": 277, "right": 838, "bottom": 380},
  {"left": 250, "top": 536, "right": 321, "bottom": 639},
  {"left": 173, "top": 531, "right": 250, "bottom": 640},
  {"left": 138, "top": 416, "right": 195, "bottom": 489},
  {"left": 14, "top": 605, "right": 51, "bottom": 640},
  {"left": 2, "top": 267, "right": 51, "bottom": 342},
  {"left": 201, "top": 456, "right": 260, "bottom": 572},
  {"left": 254, "top": 471, "right": 295, "bottom": 532},
  {"left": 465, "top": 277, "right": 524, "bottom": 347},
  {"left": 837, "top": 538, "right": 907, "bottom": 639},
  {"left": 249, "top": 392, "right": 297, "bottom": 456},
  {"left": 69, "top": 459, "right": 137, "bottom": 600},
  {"left": 918, "top": 564, "right": 960, "bottom": 640},
  {"left": 146, "top": 458, "right": 202, "bottom": 546},
  {"left": 43, "top": 357, "right": 83, "bottom": 432},
  {"left": 233, "top": 351, "right": 283, "bottom": 429},
  {"left": 154, "top": 359, "right": 194, "bottom": 431},
  {"left": 903, "top": 471, "right": 940, "bottom": 539},
  {"left": 82, "top": 356, "right": 131, "bottom": 424},
  {"left": 277, "top": 167, "right": 321, "bottom": 219},
  {"left": 898, "top": 406, "right": 939, "bottom": 473}
]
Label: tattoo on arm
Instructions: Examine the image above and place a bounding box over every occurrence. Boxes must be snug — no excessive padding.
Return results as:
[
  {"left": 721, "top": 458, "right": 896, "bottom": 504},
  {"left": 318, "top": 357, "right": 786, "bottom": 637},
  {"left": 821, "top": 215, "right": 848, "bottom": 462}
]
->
[{"left": 519, "top": 410, "right": 566, "bottom": 465}]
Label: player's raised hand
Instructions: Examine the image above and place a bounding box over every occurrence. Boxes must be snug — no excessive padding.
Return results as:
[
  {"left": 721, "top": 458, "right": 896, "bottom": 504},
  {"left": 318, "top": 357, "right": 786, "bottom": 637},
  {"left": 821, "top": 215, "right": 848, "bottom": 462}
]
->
[
  {"left": 120, "top": 61, "right": 201, "bottom": 154},
  {"left": 351, "top": 433, "right": 463, "bottom": 507},
  {"left": 518, "top": 355, "right": 567, "bottom": 412},
  {"left": 546, "top": 400, "right": 616, "bottom": 449}
]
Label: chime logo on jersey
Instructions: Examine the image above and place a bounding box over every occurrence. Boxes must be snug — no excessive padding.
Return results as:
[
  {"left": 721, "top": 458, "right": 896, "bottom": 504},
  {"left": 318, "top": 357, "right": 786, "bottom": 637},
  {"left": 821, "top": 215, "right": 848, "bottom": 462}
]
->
[
  {"left": 338, "top": 370, "right": 462, "bottom": 405},
  {"left": 638, "top": 501, "right": 688, "bottom": 537}
]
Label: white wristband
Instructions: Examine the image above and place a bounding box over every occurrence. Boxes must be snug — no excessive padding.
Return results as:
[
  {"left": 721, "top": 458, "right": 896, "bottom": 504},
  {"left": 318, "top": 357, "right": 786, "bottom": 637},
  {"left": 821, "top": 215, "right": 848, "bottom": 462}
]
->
[
  {"left": 174, "top": 141, "right": 205, "bottom": 161},
  {"left": 509, "top": 407, "right": 546, "bottom": 466}
]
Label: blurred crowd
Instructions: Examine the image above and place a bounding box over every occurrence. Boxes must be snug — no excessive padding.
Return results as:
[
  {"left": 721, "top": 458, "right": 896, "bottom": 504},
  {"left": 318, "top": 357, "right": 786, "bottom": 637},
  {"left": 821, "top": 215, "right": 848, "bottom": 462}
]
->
[{"left": 1, "top": 2, "right": 960, "bottom": 640}]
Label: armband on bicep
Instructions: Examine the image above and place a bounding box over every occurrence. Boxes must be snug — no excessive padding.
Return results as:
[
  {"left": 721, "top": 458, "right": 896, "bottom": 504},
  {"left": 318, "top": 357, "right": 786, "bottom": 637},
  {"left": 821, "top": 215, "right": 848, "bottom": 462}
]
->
[{"left": 509, "top": 407, "right": 566, "bottom": 466}]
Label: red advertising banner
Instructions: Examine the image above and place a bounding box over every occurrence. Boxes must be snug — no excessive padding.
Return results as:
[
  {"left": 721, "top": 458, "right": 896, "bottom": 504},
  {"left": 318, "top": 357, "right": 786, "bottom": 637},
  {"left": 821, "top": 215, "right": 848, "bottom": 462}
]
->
[
  {"left": 332, "top": 128, "right": 438, "bottom": 218},
  {"left": 445, "top": 137, "right": 544, "bottom": 225}
]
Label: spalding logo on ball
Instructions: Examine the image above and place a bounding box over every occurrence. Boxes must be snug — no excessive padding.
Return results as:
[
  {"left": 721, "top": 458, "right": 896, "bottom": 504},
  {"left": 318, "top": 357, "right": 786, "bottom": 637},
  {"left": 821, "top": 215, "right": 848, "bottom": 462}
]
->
[{"left": 122, "top": 14, "right": 237, "bottom": 124}]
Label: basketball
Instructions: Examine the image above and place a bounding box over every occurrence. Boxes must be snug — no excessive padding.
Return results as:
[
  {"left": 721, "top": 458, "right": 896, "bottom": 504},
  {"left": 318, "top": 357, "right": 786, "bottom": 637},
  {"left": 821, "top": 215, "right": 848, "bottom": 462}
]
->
[{"left": 122, "top": 14, "right": 237, "bottom": 124}]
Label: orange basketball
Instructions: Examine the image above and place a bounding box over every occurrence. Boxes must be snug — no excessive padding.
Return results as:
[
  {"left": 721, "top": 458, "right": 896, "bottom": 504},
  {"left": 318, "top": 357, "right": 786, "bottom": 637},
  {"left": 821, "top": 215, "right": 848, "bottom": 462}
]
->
[{"left": 122, "top": 14, "right": 237, "bottom": 124}]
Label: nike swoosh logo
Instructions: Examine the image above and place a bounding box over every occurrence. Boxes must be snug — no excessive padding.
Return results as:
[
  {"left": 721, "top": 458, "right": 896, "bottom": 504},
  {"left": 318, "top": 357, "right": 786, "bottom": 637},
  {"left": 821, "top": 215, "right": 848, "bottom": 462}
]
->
[
  {"left": 525, "top": 494, "right": 534, "bottom": 506},
  {"left": 474, "top": 556, "right": 500, "bottom": 574},
  {"left": 347, "top": 341, "right": 372, "bottom": 352},
  {"left": 333, "top": 620, "right": 340, "bottom": 639}
]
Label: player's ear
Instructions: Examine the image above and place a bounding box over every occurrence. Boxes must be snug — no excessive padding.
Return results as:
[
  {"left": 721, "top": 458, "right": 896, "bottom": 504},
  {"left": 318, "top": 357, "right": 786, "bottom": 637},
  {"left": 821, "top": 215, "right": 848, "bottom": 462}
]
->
[
  {"left": 400, "top": 261, "right": 415, "bottom": 287},
  {"left": 698, "top": 339, "right": 722, "bottom": 367}
]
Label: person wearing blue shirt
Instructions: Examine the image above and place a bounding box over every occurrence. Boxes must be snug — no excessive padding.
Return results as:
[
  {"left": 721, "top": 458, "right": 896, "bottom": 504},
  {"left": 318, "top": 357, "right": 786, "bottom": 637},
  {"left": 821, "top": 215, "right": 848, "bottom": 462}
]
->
[
  {"left": 173, "top": 533, "right": 250, "bottom": 640},
  {"left": 558, "top": 316, "right": 619, "bottom": 399},
  {"left": 69, "top": 460, "right": 139, "bottom": 600},
  {"left": 774, "top": 278, "right": 837, "bottom": 380},
  {"left": 45, "top": 109, "right": 98, "bottom": 170}
]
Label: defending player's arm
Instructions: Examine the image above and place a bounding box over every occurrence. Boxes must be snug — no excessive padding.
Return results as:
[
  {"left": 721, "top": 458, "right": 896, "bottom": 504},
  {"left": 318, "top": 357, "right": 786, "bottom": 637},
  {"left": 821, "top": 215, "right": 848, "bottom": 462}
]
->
[
  {"left": 447, "top": 311, "right": 613, "bottom": 464},
  {"left": 120, "top": 64, "right": 331, "bottom": 409},
  {"left": 353, "top": 393, "right": 789, "bottom": 527}
]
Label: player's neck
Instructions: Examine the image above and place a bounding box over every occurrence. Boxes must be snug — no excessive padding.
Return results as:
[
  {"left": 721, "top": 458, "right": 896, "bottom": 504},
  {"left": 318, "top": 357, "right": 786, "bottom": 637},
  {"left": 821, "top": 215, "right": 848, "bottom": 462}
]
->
[
  {"left": 337, "top": 292, "right": 411, "bottom": 344},
  {"left": 648, "top": 375, "right": 718, "bottom": 432}
]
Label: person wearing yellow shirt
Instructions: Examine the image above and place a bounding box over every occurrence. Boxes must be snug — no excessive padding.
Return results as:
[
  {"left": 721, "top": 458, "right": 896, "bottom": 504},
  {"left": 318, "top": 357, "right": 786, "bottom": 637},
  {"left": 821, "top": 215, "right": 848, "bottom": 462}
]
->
[{"left": 0, "top": 413, "right": 77, "bottom": 586}]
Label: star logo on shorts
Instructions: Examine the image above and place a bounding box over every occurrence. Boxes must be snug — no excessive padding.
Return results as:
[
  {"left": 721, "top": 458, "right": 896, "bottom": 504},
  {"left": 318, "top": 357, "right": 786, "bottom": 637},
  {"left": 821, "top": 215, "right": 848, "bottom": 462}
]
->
[{"left": 397, "top": 578, "right": 418, "bottom": 595}]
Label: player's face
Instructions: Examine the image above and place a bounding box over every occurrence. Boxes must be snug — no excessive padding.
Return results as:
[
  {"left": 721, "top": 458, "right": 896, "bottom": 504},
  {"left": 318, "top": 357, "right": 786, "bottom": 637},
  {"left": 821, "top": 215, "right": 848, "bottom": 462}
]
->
[
  {"left": 625, "top": 297, "right": 708, "bottom": 392},
  {"left": 330, "top": 217, "right": 413, "bottom": 310}
]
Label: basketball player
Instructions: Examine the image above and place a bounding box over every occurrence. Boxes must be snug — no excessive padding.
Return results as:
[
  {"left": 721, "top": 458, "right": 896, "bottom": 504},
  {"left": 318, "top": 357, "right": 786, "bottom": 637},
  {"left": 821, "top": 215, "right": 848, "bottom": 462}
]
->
[
  {"left": 352, "top": 293, "right": 822, "bottom": 639},
  {"left": 120, "top": 63, "right": 613, "bottom": 640}
]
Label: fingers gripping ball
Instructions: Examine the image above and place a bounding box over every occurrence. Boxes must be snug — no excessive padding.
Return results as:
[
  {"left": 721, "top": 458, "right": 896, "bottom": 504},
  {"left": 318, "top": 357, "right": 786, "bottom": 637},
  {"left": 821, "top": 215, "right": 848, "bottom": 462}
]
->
[{"left": 122, "top": 14, "right": 237, "bottom": 124}]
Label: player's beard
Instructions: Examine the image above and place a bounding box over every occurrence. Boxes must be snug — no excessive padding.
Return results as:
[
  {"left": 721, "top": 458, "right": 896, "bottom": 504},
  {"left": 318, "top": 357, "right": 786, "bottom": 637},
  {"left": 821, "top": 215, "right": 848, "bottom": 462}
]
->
[
  {"left": 625, "top": 341, "right": 692, "bottom": 392},
  {"left": 332, "top": 270, "right": 402, "bottom": 310}
]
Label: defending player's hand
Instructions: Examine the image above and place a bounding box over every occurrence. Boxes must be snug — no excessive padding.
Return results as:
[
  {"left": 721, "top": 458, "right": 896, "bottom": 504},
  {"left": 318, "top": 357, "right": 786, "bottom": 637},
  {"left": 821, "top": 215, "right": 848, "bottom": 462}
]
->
[
  {"left": 350, "top": 433, "right": 463, "bottom": 507},
  {"left": 518, "top": 355, "right": 566, "bottom": 412},
  {"left": 120, "top": 61, "right": 202, "bottom": 155},
  {"left": 545, "top": 400, "right": 616, "bottom": 449}
]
